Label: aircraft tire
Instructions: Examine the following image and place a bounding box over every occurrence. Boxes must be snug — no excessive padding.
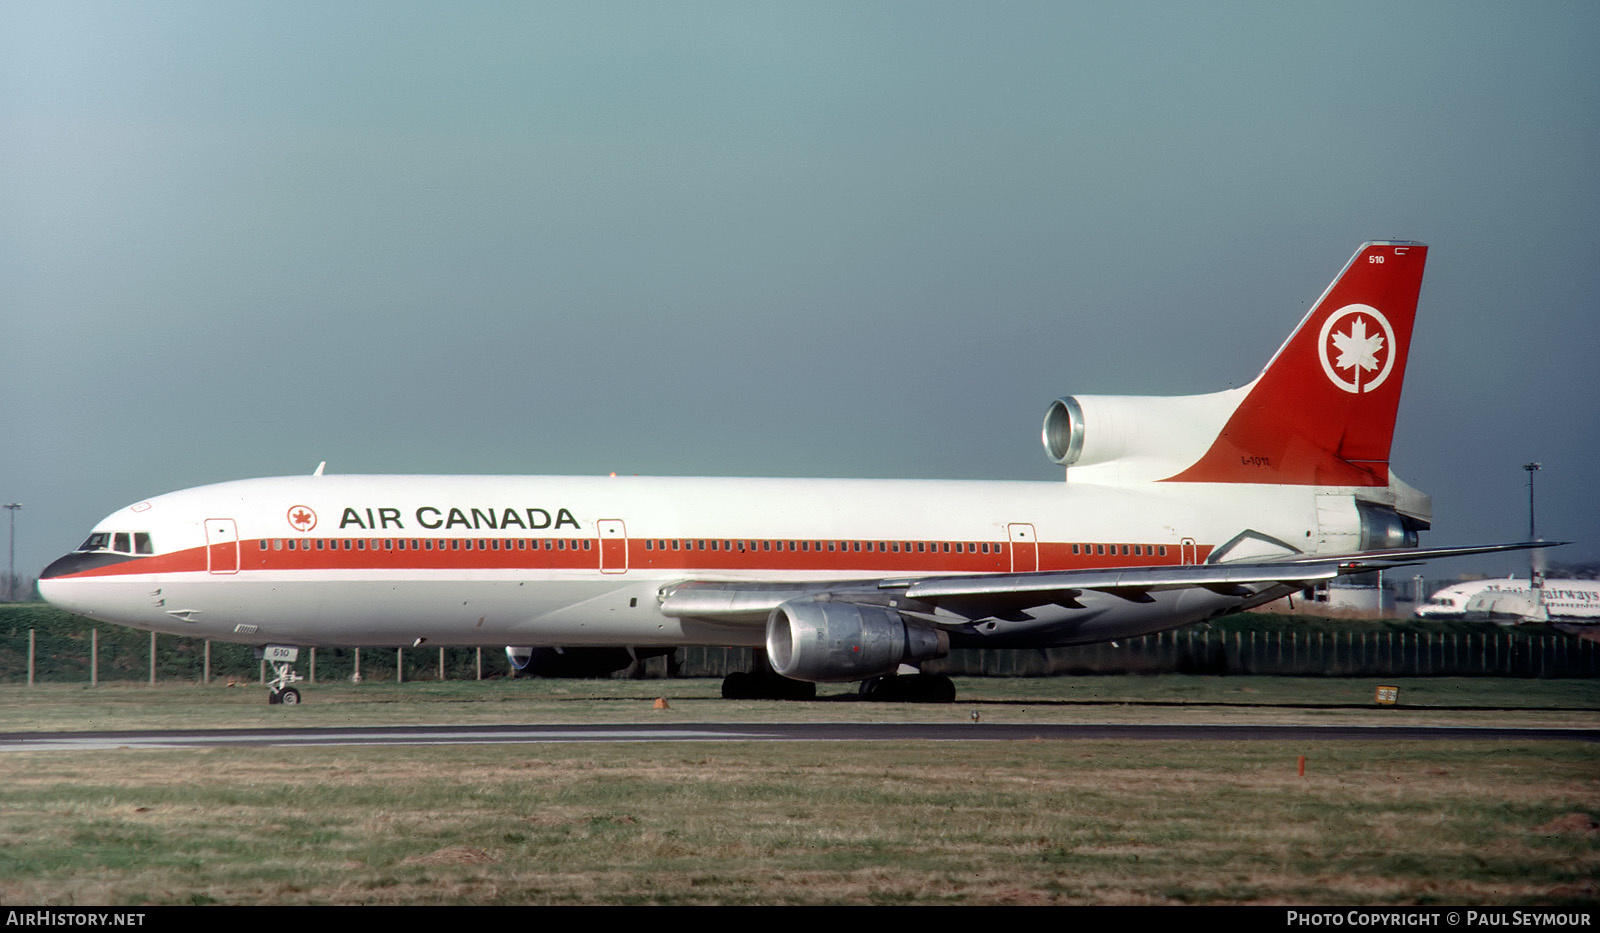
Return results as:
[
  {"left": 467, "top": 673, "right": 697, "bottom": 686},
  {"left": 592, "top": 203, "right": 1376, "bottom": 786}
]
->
[
  {"left": 279, "top": 687, "right": 302, "bottom": 706},
  {"left": 267, "top": 689, "right": 282, "bottom": 705},
  {"left": 919, "top": 674, "right": 956, "bottom": 704},
  {"left": 721, "top": 671, "right": 753, "bottom": 700},
  {"left": 859, "top": 673, "right": 955, "bottom": 703},
  {"left": 774, "top": 678, "right": 816, "bottom": 701}
]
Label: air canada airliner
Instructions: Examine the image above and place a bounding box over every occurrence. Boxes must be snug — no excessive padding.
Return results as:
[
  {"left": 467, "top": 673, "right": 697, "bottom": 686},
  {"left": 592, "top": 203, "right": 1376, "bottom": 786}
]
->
[{"left": 40, "top": 241, "right": 1548, "bottom": 703}]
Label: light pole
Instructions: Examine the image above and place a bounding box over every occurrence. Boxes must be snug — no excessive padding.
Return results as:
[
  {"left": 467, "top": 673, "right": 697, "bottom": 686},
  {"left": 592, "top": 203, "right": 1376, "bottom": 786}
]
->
[
  {"left": 2, "top": 504, "right": 19, "bottom": 603},
  {"left": 1522, "top": 463, "right": 1544, "bottom": 616},
  {"left": 1522, "top": 462, "right": 1541, "bottom": 540}
]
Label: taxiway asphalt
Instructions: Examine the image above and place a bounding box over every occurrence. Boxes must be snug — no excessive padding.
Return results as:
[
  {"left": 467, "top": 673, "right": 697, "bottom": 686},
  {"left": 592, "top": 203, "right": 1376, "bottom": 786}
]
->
[{"left": 1, "top": 721, "right": 1594, "bottom": 752}]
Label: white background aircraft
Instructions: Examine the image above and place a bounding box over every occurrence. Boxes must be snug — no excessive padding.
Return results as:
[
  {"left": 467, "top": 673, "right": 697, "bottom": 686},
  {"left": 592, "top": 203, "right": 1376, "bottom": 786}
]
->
[
  {"left": 40, "top": 242, "right": 1542, "bottom": 703},
  {"left": 1417, "top": 577, "right": 1600, "bottom": 623}
]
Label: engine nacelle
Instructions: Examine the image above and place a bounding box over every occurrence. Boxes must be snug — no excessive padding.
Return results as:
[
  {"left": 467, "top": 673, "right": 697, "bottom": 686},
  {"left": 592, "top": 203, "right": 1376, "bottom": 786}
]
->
[
  {"left": 765, "top": 599, "right": 948, "bottom": 683},
  {"left": 1041, "top": 389, "right": 1244, "bottom": 482},
  {"left": 1315, "top": 497, "right": 1422, "bottom": 553},
  {"left": 1357, "top": 500, "right": 1419, "bottom": 550}
]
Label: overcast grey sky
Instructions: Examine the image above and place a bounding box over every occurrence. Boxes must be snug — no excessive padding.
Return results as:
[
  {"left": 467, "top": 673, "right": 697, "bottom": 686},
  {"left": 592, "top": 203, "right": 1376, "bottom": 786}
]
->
[{"left": 3, "top": 2, "right": 1597, "bottom": 583}]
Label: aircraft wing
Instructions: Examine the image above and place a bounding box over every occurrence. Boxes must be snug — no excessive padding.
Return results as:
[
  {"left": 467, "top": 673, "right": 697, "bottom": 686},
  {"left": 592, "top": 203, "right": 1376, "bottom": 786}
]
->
[{"left": 658, "top": 541, "right": 1558, "bottom": 626}]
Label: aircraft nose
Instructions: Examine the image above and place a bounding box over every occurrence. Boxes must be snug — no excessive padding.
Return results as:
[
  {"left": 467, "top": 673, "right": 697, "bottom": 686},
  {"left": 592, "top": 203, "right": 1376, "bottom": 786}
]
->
[
  {"left": 40, "top": 551, "right": 136, "bottom": 579},
  {"left": 41, "top": 553, "right": 82, "bottom": 580}
]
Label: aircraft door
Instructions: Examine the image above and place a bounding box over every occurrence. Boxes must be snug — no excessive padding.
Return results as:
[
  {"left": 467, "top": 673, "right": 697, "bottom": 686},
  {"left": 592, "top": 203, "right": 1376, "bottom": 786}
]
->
[
  {"left": 206, "top": 518, "right": 240, "bottom": 575},
  {"left": 1180, "top": 537, "right": 1197, "bottom": 565},
  {"left": 597, "top": 519, "right": 628, "bottom": 574},
  {"left": 1007, "top": 523, "right": 1038, "bottom": 573}
]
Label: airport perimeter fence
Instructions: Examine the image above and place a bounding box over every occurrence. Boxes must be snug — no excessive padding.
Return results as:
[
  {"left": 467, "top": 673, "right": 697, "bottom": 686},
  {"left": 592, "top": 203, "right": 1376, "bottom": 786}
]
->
[
  {"left": 2, "top": 603, "right": 1596, "bottom": 683},
  {"left": 676, "top": 627, "right": 1598, "bottom": 680}
]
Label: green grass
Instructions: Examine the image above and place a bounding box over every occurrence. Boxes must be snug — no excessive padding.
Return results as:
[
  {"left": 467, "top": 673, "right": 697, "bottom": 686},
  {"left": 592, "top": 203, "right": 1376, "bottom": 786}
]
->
[
  {"left": 1, "top": 739, "right": 1595, "bottom": 905},
  {"left": 0, "top": 675, "right": 1596, "bottom": 733},
  {"left": 0, "top": 677, "right": 1596, "bottom": 904}
]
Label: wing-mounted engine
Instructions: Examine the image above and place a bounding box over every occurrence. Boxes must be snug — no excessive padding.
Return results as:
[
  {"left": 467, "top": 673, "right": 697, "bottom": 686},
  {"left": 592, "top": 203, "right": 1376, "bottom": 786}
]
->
[
  {"left": 766, "top": 599, "right": 949, "bottom": 683},
  {"left": 1042, "top": 389, "right": 1246, "bottom": 484}
]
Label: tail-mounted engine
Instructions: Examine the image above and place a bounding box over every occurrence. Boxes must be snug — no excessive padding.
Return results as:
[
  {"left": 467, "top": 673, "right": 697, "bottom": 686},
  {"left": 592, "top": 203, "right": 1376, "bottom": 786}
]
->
[
  {"left": 1316, "top": 497, "right": 1423, "bottom": 553},
  {"left": 1041, "top": 390, "right": 1244, "bottom": 483},
  {"left": 766, "top": 599, "right": 949, "bottom": 683}
]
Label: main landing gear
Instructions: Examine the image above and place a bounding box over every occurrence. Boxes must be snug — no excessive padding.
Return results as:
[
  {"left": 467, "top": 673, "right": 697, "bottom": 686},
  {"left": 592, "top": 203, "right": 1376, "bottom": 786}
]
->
[
  {"left": 719, "top": 653, "right": 956, "bottom": 702},
  {"left": 721, "top": 649, "right": 817, "bottom": 700},
  {"left": 259, "top": 645, "right": 304, "bottom": 706},
  {"left": 858, "top": 670, "right": 957, "bottom": 703}
]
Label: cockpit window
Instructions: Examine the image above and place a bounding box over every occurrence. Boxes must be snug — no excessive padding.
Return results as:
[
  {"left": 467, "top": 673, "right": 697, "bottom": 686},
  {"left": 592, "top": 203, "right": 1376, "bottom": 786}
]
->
[{"left": 76, "top": 531, "right": 155, "bottom": 555}]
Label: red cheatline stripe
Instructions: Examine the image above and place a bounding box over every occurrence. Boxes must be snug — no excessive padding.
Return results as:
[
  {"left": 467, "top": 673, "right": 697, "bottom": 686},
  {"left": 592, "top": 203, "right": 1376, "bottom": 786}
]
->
[{"left": 53, "top": 537, "right": 1214, "bottom": 579}]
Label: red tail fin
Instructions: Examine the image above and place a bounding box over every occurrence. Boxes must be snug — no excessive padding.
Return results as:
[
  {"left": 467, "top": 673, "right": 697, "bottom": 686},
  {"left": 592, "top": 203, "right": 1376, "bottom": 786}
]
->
[{"left": 1162, "top": 241, "right": 1428, "bottom": 486}]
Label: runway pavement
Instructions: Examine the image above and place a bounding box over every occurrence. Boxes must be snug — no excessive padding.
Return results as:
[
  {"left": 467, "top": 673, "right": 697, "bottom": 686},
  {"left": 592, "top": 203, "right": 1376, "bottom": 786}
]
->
[{"left": 1, "top": 721, "right": 1595, "bottom": 752}]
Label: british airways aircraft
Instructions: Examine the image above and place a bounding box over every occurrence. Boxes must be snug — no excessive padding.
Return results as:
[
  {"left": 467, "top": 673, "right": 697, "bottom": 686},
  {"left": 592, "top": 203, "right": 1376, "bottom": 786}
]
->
[
  {"left": 1417, "top": 577, "right": 1600, "bottom": 623},
  {"left": 39, "top": 242, "right": 1545, "bottom": 704}
]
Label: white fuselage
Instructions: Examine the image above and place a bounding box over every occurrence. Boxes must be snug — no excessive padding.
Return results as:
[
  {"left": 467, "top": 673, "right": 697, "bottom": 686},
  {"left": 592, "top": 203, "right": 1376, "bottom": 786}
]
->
[{"left": 40, "top": 472, "right": 1335, "bottom": 649}]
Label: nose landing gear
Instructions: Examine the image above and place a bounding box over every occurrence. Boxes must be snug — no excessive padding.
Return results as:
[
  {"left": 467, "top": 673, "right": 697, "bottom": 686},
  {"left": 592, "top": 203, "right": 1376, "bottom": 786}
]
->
[{"left": 258, "top": 645, "right": 305, "bottom": 706}]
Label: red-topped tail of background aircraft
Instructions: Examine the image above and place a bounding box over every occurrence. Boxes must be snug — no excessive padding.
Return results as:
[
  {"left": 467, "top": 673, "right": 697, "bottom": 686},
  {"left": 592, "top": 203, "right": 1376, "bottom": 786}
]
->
[{"left": 40, "top": 241, "right": 1551, "bottom": 703}]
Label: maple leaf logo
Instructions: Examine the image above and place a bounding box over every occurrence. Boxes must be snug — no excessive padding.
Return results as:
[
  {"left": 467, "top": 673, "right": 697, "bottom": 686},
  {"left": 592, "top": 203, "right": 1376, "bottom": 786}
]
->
[
  {"left": 287, "top": 506, "right": 317, "bottom": 532},
  {"left": 1331, "top": 317, "right": 1385, "bottom": 384},
  {"left": 1317, "top": 304, "right": 1397, "bottom": 394}
]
